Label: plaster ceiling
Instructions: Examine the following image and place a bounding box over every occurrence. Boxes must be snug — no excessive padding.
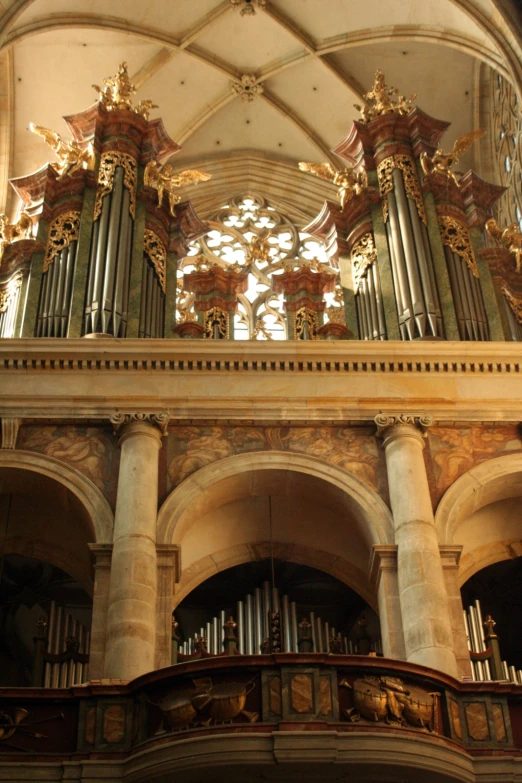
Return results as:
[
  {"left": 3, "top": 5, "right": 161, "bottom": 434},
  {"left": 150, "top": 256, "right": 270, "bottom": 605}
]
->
[{"left": 0, "top": 0, "right": 516, "bottom": 218}]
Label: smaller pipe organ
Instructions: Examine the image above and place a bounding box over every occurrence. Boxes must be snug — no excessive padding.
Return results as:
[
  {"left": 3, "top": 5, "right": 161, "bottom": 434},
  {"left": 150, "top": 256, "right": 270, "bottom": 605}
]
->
[
  {"left": 176, "top": 581, "right": 382, "bottom": 658},
  {"left": 464, "top": 599, "right": 522, "bottom": 684},
  {"left": 34, "top": 600, "right": 91, "bottom": 688}
]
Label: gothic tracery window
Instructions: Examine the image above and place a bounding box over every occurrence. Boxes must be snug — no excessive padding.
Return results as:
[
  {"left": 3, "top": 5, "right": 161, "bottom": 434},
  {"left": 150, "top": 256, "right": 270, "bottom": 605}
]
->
[
  {"left": 491, "top": 74, "right": 522, "bottom": 231},
  {"left": 176, "top": 194, "right": 342, "bottom": 339}
]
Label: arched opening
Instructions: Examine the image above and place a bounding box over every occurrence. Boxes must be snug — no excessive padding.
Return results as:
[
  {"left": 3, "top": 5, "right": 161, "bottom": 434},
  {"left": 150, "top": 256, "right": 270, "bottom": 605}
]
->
[
  {"left": 174, "top": 559, "right": 381, "bottom": 656},
  {"left": 0, "top": 456, "right": 114, "bottom": 686}
]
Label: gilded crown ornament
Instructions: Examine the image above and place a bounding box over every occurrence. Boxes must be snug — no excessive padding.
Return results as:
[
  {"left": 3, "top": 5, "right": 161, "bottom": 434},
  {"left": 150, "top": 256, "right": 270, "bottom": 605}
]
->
[
  {"left": 486, "top": 218, "right": 522, "bottom": 272},
  {"left": 420, "top": 131, "right": 485, "bottom": 187},
  {"left": 92, "top": 62, "right": 158, "bottom": 118},
  {"left": 29, "top": 124, "right": 94, "bottom": 180},
  {"left": 230, "top": 0, "right": 267, "bottom": 16},
  {"left": 230, "top": 74, "right": 264, "bottom": 102},
  {"left": 144, "top": 161, "right": 211, "bottom": 216},
  {"left": 0, "top": 212, "right": 32, "bottom": 261},
  {"left": 298, "top": 161, "right": 370, "bottom": 210},
  {"left": 354, "top": 69, "right": 416, "bottom": 123}
]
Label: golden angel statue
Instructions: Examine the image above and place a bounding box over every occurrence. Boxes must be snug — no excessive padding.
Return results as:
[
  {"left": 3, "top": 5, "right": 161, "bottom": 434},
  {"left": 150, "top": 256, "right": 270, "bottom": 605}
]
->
[
  {"left": 354, "top": 69, "right": 416, "bottom": 123},
  {"left": 0, "top": 212, "right": 33, "bottom": 261},
  {"left": 30, "top": 123, "right": 94, "bottom": 180},
  {"left": 92, "top": 61, "right": 136, "bottom": 111},
  {"left": 144, "top": 161, "right": 211, "bottom": 216},
  {"left": 485, "top": 218, "right": 522, "bottom": 272},
  {"left": 420, "top": 130, "right": 485, "bottom": 186},
  {"left": 299, "top": 161, "right": 369, "bottom": 210},
  {"left": 246, "top": 232, "right": 272, "bottom": 265}
]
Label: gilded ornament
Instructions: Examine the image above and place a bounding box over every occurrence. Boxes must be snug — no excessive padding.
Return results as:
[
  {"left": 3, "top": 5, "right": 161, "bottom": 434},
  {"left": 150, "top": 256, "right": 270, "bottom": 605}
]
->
[
  {"left": 43, "top": 211, "right": 81, "bottom": 272},
  {"left": 438, "top": 215, "right": 479, "bottom": 277},
  {"left": 420, "top": 131, "right": 485, "bottom": 187},
  {"left": 144, "top": 229, "right": 167, "bottom": 294},
  {"left": 377, "top": 155, "right": 426, "bottom": 225},
  {"left": 251, "top": 318, "right": 273, "bottom": 339},
  {"left": 94, "top": 151, "right": 137, "bottom": 222},
  {"left": 351, "top": 233, "right": 377, "bottom": 293},
  {"left": 0, "top": 275, "right": 22, "bottom": 313},
  {"left": 144, "top": 161, "right": 211, "bottom": 217},
  {"left": 0, "top": 213, "right": 33, "bottom": 261},
  {"left": 295, "top": 307, "right": 319, "bottom": 340},
  {"left": 298, "top": 161, "right": 370, "bottom": 210},
  {"left": 341, "top": 676, "right": 438, "bottom": 731},
  {"left": 501, "top": 285, "right": 522, "bottom": 325},
  {"left": 204, "top": 306, "right": 229, "bottom": 338},
  {"left": 486, "top": 217, "right": 522, "bottom": 272},
  {"left": 30, "top": 124, "right": 94, "bottom": 180},
  {"left": 354, "top": 70, "right": 416, "bottom": 123},
  {"left": 230, "top": 0, "right": 267, "bottom": 15},
  {"left": 230, "top": 74, "right": 264, "bottom": 102},
  {"left": 246, "top": 232, "right": 272, "bottom": 265},
  {"left": 92, "top": 62, "right": 158, "bottom": 118}
]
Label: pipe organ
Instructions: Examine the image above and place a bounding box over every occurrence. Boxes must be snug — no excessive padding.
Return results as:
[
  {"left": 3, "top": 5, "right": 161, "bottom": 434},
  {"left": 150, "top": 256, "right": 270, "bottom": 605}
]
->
[
  {"left": 177, "top": 581, "right": 382, "bottom": 657},
  {"left": 464, "top": 599, "right": 522, "bottom": 684},
  {"left": 37, "top": 601, "right": 91, "bottom": 688}
]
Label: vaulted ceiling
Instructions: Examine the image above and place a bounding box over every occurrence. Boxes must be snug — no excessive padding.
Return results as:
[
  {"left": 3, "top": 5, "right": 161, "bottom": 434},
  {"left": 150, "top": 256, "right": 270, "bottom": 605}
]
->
[{"left": 0, "top": 0, "right": 521, "bottom": 220}]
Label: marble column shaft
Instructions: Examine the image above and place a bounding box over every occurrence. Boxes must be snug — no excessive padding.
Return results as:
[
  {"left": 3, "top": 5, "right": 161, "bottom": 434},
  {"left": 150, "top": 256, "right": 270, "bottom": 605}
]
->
[
  {"left": 376, "top": 414, "right": 458, "bottom": 677},
  {"left": 104, "top": 412, "right": 168, "bottom": 680}
]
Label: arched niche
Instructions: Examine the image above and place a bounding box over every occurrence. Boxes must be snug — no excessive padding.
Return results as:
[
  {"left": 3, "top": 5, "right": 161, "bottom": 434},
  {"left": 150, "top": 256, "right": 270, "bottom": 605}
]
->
[
  {"left": 0, "top": 450, "right": 114, "bottom": 591},
  {"left": 435, "top": 453, "right": 522, "bottom": 584},
  {"left": 158, "top": 450, "right": 394, "bottom": 606}
]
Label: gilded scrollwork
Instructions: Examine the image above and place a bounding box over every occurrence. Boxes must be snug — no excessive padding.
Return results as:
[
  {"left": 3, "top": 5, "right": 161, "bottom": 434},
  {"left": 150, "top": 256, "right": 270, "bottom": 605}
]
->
[
  {"left": 351, "top": 233, "right": 377, "bottom": 293},
  {"left": 144, "top": 229, "right": 166, "bottom": 294},
  {"left": 502, "top": 285, "right": 522, "bottom": 324},
  {"left": 44, "top": 211, "right": 81, "bottom": 272},
  {"left": 295, "top": 307, "right": 319, "bottom": 340},
  {"left": 93, "top": 151, "right": 137, "bottom": 222},
  {"left": 377, "top": 155, "right": 426, "bottom": 225},
  {"left": 0, "top": 275, "right": 22, "bottom": 313},
  {"left": 204, "top": 306, "right": 229, "bottom": 338},
  {"left": 438, "top": 215, "right": 479, "bottom": 277}
]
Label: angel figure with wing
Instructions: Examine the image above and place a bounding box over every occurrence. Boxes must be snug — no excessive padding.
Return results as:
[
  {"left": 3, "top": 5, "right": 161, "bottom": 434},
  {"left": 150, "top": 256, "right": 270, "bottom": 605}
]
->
[
  {"left": 144, "top": 160, "right": 211, "bottom": 216},
  {"left": 486, "top": 218, "right": 522, "bottom": 272},
  {"left": 30, "top": 123, "right": 94, "bottom": 180},
  {"left": 420, "top": 130, "right": 485, "bottom": 186},
  {"left": 299, "top": 161, "right": 369, "bottom": 210}
]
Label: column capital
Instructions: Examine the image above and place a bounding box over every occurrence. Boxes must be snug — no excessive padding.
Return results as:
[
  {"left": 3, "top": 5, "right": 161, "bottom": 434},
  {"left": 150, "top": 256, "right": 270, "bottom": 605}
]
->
[
  {"left": 110, "top": 411, "right": 170, "bottom": 440},
  {"left": 88, "top": 543, "right": 113, "bottom": 569},
  {"left": 374, "top": 413, "right": 433, "bottom": 444},
  {"left": 439, "top": 544, "right": 463, "bottom": 570},
  {"left": 156, "top": 543, "right": 181, "bottom": 583},
  {"left": 1, "top": 417, "right": 20, "bottom": 449},
  {"left": 368, "top": 544, "right": 398, "bottom": 589}
]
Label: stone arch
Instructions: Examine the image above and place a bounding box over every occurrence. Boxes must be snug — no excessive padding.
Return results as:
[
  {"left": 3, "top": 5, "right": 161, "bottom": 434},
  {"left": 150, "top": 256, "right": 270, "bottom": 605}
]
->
[
  {"left": 0, "top": 449, "right": 113, "bottom": 543},
  {"left": 158, "top": 450, "right": 393, "bottom": 549},
  {"left": 435, "top": 453, "right": 522, "bottom": 584}
]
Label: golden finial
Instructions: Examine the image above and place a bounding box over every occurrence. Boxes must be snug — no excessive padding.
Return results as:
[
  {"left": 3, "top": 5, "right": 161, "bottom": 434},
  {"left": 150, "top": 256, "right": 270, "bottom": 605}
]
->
[
  {"left": 354, "top": 69, "right": 416, "bottom": 123},
  {"left": 92, "top": 62, "right": 158, "bottom": 118}
]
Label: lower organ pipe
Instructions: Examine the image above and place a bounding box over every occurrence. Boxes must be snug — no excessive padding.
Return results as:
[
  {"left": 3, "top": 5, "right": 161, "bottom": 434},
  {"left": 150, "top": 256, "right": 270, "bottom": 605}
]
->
[
  {"left": 237, "top": 601, "right": 245, "bottom": 654},
  {"left": 245, "top": 595, "right": 254, "bottom": 655}
]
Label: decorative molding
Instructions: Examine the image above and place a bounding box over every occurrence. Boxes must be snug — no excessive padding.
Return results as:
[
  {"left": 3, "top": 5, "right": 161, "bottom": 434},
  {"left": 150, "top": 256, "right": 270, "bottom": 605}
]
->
[
  {"left": 94, "top": 151, "right": 137, "bottom": 222},
  {"left": 368, "top": 544, "right": 398, "bottom": 589},
  {"left": 156, "top": 543, "right": 181, "bottom": 584},
  {"left": 438, "top": 215, "right": 479, "bottom": 278},
  {"left": 44, "top": 211, "right": 81, "bottom": 272},
  {"left": 88, "top": 543, "right": 113, "bottom": 569},
  {"left": 230, "top": 0, "right": 267, "bottom": 14},
  {"left": 144, "top": 229, "right": 166, "bottom": 293},
  {"left": 1, "top": 417, "right": 20, "bottom": 448},
  {"left": 377, "top": 154, "right": 426, "bottom": 225},
  {"left": 110, "top": 411, "right": 170, "bottom": 435},
  {"left": 351, "top": 232, "right": 377, "bottom": 293},
  {"left": 230, "top": 75, "right": 264, "bottom": 102},
  {"left": 374, "top": 413, "right": 433, "bottom": 438}
]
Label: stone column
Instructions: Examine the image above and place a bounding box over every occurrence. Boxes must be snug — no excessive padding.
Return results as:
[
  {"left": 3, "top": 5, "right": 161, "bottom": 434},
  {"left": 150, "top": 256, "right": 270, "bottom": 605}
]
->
[
  {"left": 155, "top": 544, "right": 180, "bottom": 671},
  {"left": 375, "top": 413, "right": 458, "bottom": 677},
  {"left": 87, "top": 544, "right": 113, "bottom": 680},
  {"left": 104, "top": 412, "right": 169, "bottom": 680},
  {"left": 439, "top": 545, "right": 472, "bottom": 678},
  {"left": 368, "top": 545, "right": 406, "bottom": 660}
]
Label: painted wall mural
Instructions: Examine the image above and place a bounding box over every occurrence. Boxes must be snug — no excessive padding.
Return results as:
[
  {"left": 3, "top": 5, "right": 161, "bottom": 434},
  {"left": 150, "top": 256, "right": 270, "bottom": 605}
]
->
[
  {"left": 167, "top": 425, "right": 387, "bottom": 498},
  {"left": 428, "top": 425, "right": 522, "bottom": 504},
  {"left": 18, "top": 425, "right": 120, "bottom": 508}
]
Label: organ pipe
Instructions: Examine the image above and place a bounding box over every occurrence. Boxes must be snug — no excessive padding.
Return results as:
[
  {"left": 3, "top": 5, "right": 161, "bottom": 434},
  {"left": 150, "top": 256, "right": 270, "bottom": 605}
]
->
[{"left": 464, "top": 599, "right": 522, "bottom": 684}]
